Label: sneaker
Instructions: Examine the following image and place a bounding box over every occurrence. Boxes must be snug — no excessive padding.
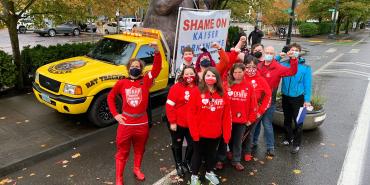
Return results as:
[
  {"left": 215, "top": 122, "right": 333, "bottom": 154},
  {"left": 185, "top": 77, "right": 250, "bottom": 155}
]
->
[
  {"left": 191, "top": 175, "right": 201, "bottom": 185},
  {"left": 291, "top": 146, "right": 300, "bottom": 154},
  {"left": 215, "top": 162, "right": 224, "bottom": 170},
  {"left": 266, "top": 149, "right": 275, "bottom": 157},
  {"left": 232, "top": 162, "right": 245, "bottom": 171},
  {"left": 205, "top": 171, "right": 220, "bottom": 185},
  {"left": 279, "top": 140, "right": 290, "bottom": 146},
  {"left": 226, "top": 151, "right": 233, "bottom": 160},
  {"left": 244, "top": 154, "right": 253, "bottom": 161}
]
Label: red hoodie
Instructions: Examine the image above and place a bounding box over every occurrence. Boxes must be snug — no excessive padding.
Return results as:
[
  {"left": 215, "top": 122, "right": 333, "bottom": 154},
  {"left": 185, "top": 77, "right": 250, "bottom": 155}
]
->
[
  {"left": 107, "top": 52, "right": 162, "bottom": 125},
  {"left": 244, "top": 71, "right": 272, "bottom": 116},
  {"left": 257, "top": 58, "right": 298, "bottom": 90},
  {"left": 188, "top": 88, "right": 232, "bottom": 143},
  {"left": 166, "top": 82, "right": 198, "bottom": 128},
  {"left": 197, "top": 49, "right": 230, "bottom": 80},
  {"left": 225, "top": 80, "right": 257, "bottom": 124}
]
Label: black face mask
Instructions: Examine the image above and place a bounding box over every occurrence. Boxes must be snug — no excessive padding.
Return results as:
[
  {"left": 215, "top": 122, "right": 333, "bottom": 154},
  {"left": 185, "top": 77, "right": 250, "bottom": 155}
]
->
[
  {"left": 253, "top": 51, "right": 262, "bottom": 58},
  {"left": 200, "top": 59, "right": 211, "bottom": 68},
  {"left": 129, "top": 68, "right": 141, "bottom": 77}
]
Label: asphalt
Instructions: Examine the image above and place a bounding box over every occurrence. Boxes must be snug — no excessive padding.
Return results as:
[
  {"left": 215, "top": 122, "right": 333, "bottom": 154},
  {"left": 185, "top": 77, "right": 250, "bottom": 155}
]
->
[{"left": 1, "top": 29, "right": 370, "bottom": 185}]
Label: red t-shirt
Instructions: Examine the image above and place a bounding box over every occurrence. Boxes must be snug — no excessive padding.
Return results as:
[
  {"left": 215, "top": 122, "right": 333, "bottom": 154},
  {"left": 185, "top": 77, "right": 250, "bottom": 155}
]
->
[{"left": 244, "top": 71, "right": 272, "bottom": 116}]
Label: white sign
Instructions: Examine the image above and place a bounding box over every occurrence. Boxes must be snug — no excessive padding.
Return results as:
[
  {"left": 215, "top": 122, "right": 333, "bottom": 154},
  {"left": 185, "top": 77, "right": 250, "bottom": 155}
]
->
[{"left": 173, "top": 8, "right": 231, "bottom": 73}]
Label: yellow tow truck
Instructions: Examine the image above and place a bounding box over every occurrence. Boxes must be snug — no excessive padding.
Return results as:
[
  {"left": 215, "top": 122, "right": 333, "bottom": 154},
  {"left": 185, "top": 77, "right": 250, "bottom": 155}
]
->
[{"left": 32, "top": 28, "right": 171, "bottom": 127}]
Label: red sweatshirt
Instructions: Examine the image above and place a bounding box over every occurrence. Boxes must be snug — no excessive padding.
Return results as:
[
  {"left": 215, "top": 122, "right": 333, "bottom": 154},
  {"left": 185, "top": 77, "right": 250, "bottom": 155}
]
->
[
  {"left": 166, "top": 82, "right": 198, "bottom": 128},
  {"left": 188, "top": 88, "right": 232, "bottom": 143},
  {"left": 257, "top": 58, "right": 298, "bottom": 90},
  {"left": 107, "top": 52, "right": 162, "bottom": 125},
  {"left": 225, "top": 80, "right": 257, "bottom": 124},
  {"left": 197, "top": 49, "right": 230, "bottom": 81},
  {"left": 244, "top": 71, "right": 272, "bottom": 116}
]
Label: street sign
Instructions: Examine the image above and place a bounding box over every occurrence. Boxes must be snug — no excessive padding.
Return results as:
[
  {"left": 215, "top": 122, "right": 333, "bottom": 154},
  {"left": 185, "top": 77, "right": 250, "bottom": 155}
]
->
[{"left": 329, "top": 8, "right": 336, "bottom": 12}]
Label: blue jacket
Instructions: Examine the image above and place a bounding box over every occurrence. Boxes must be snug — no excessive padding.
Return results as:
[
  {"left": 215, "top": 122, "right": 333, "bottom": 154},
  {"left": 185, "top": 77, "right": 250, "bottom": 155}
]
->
[{"left": 276, "top": 56, "right": 312, "bottom": 102}]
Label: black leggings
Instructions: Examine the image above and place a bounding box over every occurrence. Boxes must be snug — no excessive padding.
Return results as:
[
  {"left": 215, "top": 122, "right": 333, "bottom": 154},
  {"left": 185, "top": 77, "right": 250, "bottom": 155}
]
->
[
  {"left": 169, "top": 125, "right": 193, "bottom": 163},
  {"left": 192, "top": 137, "right": 221, "bottom": 175}
]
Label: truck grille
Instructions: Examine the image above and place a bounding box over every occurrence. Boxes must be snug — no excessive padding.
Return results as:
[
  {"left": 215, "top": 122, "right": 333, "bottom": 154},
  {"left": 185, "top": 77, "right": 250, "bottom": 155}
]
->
[{"left": 39, "top": 74, "right": 61, "bottom": 93}]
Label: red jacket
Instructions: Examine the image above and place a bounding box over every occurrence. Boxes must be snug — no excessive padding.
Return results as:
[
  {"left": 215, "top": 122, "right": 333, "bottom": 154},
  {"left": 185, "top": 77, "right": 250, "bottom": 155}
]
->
[
  {"left": 166, "top": 82, "right": 198, "bottom": 128},
  {"left": 244, "top": 71, "right": 272, "bottom": 116},
  {"left": 107, "top": 52, "right": 162, "bottom": 125},
  {"left": 188, "top": 88, "right": 232, "bottom": 143},
  {"left": 225, "top": 80, "right": 257, "bottom": 124},
  {"left": 197, "top": 49, "right": 230, "bottom": 80},
  {"left": 257, "top": 58, "right": 298, "bottom": 90}
]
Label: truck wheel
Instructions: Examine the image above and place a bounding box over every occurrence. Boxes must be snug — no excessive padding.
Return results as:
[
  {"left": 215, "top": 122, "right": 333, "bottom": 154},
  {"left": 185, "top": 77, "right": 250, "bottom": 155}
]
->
[
  {"left": 19, "top": 26, "right": 27, "bottom": 34},
  {"left": 48, "top": 29, "right": 56, "bottom": 37},
  {"left": 88, "top": 92, "right": 121, "bottom": 127}
]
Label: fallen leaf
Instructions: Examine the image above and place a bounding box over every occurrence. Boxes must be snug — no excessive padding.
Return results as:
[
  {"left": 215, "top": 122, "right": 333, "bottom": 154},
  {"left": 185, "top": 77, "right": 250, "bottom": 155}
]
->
[
  {"left": 71, "top": 153, "right": 81, "bottom": 159},
  {"left": 0, "top": 117, "right": 6, "bottom": 120},
  {"left": 221, "top": 178, "right": 227, "bottom": 182},
  {"left": 109, "top": 141, "right": 114, "bottom": 144},
  {"left": 30, "top": 173, "right": 36, "bottom": 176},
  {"left": 62, "top": 160, "right": 69, "bottom": 164},
  {"left": 102, "top": 181, "right": 113, "bottom": 185},
  {"left": 161, "top": 148, "right": 165, "bottom": 151},
  {"left": 40, "top": 144, "right": 47, "bottom": 148},
  {"left": 322, "top": 154, "right": 329, "bottom": 158},
  {"left": 96, "top": 177, "right": 100, "bottom": 180},
  {"left": 249, "top": 172, "right": 255, "bottom": 176},
  {"left": 24, "top": 120, "right": 29, "bottom": 123},
  {"left": 69, "top": 174, "right": 74, "bottom": 178},
  {"left": 253, "top": 169, "right": 258, "bottom": 173},
  {"left": 293, "top": 169, "right": 301, "bottom": 174},
  {"left": 320, "top": 143, "right": 326, "bottom": 146},
  {"left": 17, "top": 176, "right": 23, "bottom": 180},
  {"left": 46, "top": 174, "right": 51, "bottom": 178},
  {"left": 0, "top": 178, "right": 13, "bottom": 185},
  {"left": 271, "top": 183, "right": 278, "bottom": 185},
  {"left": 16, "top": 122, "right": 22, "bottom": 124},
  {"left": 159, "top": 158, "right": 164, "bottom": 161},
  {"left": 259, "top": 161, "right": 265, "bottom": 165},
  {"left": 330, "top": 144, "right": 336, "bottom": 147},
  {"left": 62, "top": 165, "right": 68, "bottom": 168},
  {"left": 253, "top": 157, "right": 258, "bottom": 161},
  {"left": 266, "top": 156, "right": 273, "bottom": 160},
  {"left": 22, "top": 168, "right": 27, "bottom": 171}
]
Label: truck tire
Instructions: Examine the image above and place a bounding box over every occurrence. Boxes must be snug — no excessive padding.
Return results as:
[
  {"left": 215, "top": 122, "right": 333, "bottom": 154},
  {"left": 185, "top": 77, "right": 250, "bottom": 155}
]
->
[
  {"left": 88, "top": 92, "right": 121, "bottom": 127},
  {"left": 19, "top": 26, "right": 27, "bottom": 34}
]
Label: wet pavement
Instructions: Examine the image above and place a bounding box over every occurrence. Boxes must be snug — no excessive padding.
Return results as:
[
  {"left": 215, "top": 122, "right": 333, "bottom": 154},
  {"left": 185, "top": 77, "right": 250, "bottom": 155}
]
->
[{"left": 1, "top": 30, "right": 370, "bottom": 185}]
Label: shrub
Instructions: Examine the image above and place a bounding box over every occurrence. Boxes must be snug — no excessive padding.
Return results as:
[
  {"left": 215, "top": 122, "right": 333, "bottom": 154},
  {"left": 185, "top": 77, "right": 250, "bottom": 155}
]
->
[
  {"left": 226, "top": 26, "right": 246, "bottom": 51},
  {"left": 0, "top": 50, "right": 17, "bottom": 88},
  {"left": 317, "top": 22, "right": 332, "bottom": 35},
  {"left": 299, "top": 23, "right": 319, "bottom": 37}
]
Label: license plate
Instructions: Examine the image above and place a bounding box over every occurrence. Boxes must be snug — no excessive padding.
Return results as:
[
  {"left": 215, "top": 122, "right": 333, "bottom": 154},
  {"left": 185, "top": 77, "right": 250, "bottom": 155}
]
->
[{"left": 41, "top": 93, "right": 51, "bottom": 104}]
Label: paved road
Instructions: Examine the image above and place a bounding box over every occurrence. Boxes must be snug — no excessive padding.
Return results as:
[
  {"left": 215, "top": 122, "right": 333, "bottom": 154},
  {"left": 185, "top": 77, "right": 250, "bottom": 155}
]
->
[{"left": 1, "top": 30, "right": 370, "bottom": 185}]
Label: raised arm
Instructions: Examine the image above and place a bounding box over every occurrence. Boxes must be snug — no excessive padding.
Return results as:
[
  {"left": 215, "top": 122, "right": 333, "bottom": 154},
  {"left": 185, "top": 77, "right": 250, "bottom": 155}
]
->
[{"left": 279, "top": 55, "right": 298, "bottom": 77}]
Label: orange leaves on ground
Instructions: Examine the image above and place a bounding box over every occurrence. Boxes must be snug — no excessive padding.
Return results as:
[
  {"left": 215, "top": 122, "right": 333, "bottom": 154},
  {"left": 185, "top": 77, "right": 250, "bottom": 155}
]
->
[
  {"left": 293, "top": 169, "right": 301, "bottom": 174},
  {"left": 71, "top": 153, "right": 81, "bottom": 159}
]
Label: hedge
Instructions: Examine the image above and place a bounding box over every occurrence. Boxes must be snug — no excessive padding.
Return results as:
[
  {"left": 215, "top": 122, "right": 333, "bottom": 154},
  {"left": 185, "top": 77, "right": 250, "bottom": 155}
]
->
[
  {"left": 0, "top": 50, "right": 17, "bottom": 88},
  {"left": 317, "top": 22, "right": 332, "bottom": 35},
  {"left": 299, "top": 23, "right": 319, "bottom": 37}
]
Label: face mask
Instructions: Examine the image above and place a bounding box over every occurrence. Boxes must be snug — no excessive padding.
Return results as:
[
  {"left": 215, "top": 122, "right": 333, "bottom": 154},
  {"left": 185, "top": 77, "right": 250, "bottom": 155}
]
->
[
  {"left": 265, "top": 54, "right": 274, "bottom": 62},
  {"left": 245, "top": 68, "right": 257, "bottom": 77},
  {"left": 183, "top": 56, "right": 193, "bottom": 63},
  {"left": 205, "top": 76, "right": 217, "bottom": 85},
  {"left": 293, "top": 51, "right": 300, "bottom": 58},
  {"left": 184, "top": 76, "right": 195, "bottom": 84},
  {"left": 253, "top": 51, "right": 262, "bottom": 58},
  {"left": 200, "top": 59, "right": 211, "bottom": 68},
  {"left": 129, "top": 68, "right": 141, "bottom": 77}
]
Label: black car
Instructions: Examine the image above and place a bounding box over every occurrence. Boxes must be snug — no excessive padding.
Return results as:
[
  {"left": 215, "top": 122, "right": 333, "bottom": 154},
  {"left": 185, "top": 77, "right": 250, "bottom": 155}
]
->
[{"left": 34, "top": 22, "right": 81, "bottom": 37}]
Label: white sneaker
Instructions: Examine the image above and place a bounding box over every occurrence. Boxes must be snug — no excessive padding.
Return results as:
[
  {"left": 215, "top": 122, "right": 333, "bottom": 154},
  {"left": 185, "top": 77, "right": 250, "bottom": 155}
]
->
[
  {"left": 205, "top": 171, "right": 220, "bottom": 185},
  {"left": 191, "top": 175, "right": 200, "bottom": 185}
]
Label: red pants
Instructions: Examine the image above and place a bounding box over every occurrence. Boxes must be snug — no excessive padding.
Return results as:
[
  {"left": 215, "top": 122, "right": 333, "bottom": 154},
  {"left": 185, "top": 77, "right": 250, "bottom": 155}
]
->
[{"left": 115, "top": 124, "right": 149, "bottom": 168}]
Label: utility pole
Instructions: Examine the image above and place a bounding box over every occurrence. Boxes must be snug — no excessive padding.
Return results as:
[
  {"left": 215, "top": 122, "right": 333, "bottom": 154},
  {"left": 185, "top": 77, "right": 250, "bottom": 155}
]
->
[
  {"left": 286, "top": 0, "right": 297, "bottom": 45},
  {"left": 329, "top": 0, "right": 340, "bottom": 38}
]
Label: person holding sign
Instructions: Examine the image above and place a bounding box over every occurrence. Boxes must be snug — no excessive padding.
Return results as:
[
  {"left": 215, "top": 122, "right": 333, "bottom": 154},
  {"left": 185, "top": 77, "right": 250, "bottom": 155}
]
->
[
  {"left": 188, "top": 67, "right": 231, "bottom": 185},
  {"left": 277, "top": 43, "right": 312, "bottom": 154},
  {"left": 107, "top": 42, "right": 162, "bottom": 185},
  {"left": 166, "top": 66, "right": 199, "bottom": 177}
]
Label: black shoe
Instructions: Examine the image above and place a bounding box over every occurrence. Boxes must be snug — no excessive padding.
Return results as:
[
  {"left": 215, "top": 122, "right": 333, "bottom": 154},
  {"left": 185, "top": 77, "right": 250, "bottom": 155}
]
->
[
  {"left": 291, "top": 146, "right": 300, "bottom": 154},
  {"left": 176, "top": 163, "right": 185, "bottom": 177},
  {"left": 182, "top": 161, "right": 192, "bottom": 173},
  {"left": 266, "top": 149, "right": 275, "bottom": 156},
  {"left": 251, "top": 144, "right": 258, "bottom": 155}
]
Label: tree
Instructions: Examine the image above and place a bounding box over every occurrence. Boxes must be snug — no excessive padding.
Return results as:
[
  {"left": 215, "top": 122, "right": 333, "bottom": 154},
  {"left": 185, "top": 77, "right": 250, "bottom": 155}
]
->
[{"left": 0, "top": 0, "right": 36, "bottom": 89}]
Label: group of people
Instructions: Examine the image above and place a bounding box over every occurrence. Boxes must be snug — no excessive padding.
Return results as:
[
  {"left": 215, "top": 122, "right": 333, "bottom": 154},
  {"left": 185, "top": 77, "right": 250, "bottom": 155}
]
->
[{"left": 107, "top": 34, "right": 312, "bottom": 185}]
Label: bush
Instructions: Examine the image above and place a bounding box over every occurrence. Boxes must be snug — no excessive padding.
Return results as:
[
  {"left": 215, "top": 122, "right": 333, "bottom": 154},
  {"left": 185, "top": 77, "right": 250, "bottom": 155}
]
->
[
  {"left": 299, "top": 23, "right": 319, "bottom": 37},
  {"left": 21, "top": 42, "right": 95, "bottom": 84},
  {"left": 226, "top": 26, "right": 246, "bottom": 51},
  {"left": 317, "top": 22, "right": 332, "bottom": 35},
  {"left": 0, "top": 50, "right": 17, "bottom": 88}
]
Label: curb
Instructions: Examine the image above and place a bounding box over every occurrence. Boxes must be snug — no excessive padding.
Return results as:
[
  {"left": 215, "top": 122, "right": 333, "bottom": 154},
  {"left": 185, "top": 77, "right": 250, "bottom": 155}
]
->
[{"left": 0, "top": 107, "right": 164, "bottom": 177}]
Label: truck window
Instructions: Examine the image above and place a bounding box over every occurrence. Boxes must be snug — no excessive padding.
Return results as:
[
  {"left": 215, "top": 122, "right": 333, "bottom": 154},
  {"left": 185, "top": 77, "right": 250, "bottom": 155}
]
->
[
  {"left": 136, "top": 45, "right": 155, "bottom": 65},
  {"left": 132, "top": 18, "right": 137, "bottom": 22},
  {"left": 86, "top": 38, "right": 136, "bottom": 65}
]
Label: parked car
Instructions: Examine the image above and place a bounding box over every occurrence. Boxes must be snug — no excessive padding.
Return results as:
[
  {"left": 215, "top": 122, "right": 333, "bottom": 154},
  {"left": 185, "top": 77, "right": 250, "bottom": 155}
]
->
[
  {"left": 79, "top": 22, "right": 97, "bottom": 32},
  {"left": 17, "top": 17, "right": 35, "bottom": 34},
  {"left": 34, "top": 22, "right": 81, "bottom": 37},
  {"left": 103, "top": 22, "right": 121, "bottom": 34},
  {"left": 118, "top": 17, "right": 142, "bottom": 31}
]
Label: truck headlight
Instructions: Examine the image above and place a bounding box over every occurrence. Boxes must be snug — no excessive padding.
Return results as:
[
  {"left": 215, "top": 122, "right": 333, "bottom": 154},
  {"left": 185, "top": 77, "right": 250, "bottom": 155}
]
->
[
  {"left": 35, "top": 71, "right": 39, "bottom": 82},
  {"left": 63, "top": 84, "right": 82, "bottom": 95}
]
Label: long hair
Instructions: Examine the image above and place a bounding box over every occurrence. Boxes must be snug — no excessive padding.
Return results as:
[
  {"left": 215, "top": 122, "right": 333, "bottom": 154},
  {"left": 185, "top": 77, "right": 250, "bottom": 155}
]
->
[
  {"left": 177, "top": 66, "right": 199, "bottom": 86},
  {"left": 198, "top": 67, "right": 224, "bottom": 96},
  {"left": 228, "top": 63, "right": 246, "bottom": 86}
]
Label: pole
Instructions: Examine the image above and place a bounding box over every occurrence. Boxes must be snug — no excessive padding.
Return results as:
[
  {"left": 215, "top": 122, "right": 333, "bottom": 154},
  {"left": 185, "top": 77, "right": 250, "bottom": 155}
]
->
[
  {"left": 286, "top": 0, "right": 297, "bottom": 45},
  {"left": 329, "top": 0, "right": 339, "bottom": 38}
]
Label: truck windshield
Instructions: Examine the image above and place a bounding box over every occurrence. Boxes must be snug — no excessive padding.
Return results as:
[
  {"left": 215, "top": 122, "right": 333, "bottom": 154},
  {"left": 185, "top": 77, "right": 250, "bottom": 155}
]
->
[{"left": 86, "top": 38, "right": 136, "bottom": 65}]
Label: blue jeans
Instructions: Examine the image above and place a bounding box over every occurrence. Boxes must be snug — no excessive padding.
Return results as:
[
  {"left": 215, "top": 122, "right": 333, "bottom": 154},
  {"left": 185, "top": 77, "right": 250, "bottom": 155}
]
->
[{"left": 253, "top": 104, "right": 275, "bottom": 150}]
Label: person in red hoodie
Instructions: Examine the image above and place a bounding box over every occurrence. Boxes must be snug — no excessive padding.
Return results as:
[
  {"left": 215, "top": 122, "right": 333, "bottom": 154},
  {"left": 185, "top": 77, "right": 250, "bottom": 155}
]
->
[
  {"left": 166, "top": 66, "right": 199, "bottom": 177},
  {"left": 242, "top": 55, "right": 272, "bottom": 161},
  {"left": 188, "top": 67, "right": 231, "bottom": 185},
  {"left": 251, "top": 45, "right": 298, "bottom": 156},
  {"left": 107, "top": 42, "right": 161, "bottom": 185},
  {"left": 219, "top": 63, "right": 258, "bottom": 171}
]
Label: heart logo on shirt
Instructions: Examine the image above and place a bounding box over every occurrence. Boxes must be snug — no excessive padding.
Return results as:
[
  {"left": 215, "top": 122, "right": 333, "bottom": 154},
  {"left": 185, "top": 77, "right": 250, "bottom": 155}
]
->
[
  {"left": 201, "top": 98, "right": 209, "bottom": 105},
  {"left": 227, "top": 91, "right": 233, "bottom": 96}
]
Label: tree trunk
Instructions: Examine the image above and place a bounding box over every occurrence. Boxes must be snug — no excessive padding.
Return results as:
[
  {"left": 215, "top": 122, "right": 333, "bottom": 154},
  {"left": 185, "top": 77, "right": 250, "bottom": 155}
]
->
[
  {"left": 355, "top": 18, "right": 361, "bottom": 31},
  {"left": 3, "top": 0, "right": 24, "bottom": 89},
  {"left": 344, "top": 18, "right": 350, "bottom": 34},
  {"left": 335, "top": 15, "right": 343, "bottom": 35}
]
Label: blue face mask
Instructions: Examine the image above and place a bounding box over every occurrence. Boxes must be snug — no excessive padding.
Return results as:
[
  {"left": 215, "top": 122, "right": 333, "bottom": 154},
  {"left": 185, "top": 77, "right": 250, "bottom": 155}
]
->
[
  {"left": 293, "top": 51, "right": 300, "bottom": 58},
  {"left": 265, "top": 54, "right": 274, "bottom": 61}
]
